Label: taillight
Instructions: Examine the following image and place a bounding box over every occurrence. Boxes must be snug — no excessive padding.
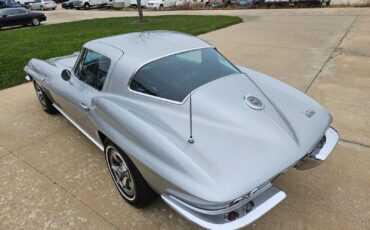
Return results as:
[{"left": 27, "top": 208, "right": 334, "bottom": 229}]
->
[{"left": 225, "top": 211, "right": 239, "bottom": 221}]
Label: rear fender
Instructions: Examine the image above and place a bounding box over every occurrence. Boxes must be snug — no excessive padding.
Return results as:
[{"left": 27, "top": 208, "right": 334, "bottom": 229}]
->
[{"left": 89, "top": 96, "right": 218, "bottom": 195}]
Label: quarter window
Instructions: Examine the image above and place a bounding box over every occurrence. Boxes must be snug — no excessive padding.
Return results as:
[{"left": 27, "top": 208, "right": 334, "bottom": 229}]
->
[{"left": 74, "top": 49, "right": 111, "bottom": 91}]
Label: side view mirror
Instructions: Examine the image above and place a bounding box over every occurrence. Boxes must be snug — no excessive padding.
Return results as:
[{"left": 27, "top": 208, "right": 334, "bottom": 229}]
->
[{"left": 61, "top": 69, "right": 71, "bottom": 81}]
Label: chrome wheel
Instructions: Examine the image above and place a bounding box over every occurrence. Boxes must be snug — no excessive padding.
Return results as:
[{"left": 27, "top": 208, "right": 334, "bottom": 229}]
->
[
  {"left": 32, "top": 18, "right": 40, "bottom": 26},
  {"left": 34, "top": 83, "right": 47, "bottom": 109},
  {"left": 106, "top": 146, "right": 136, "bottom": 200}
]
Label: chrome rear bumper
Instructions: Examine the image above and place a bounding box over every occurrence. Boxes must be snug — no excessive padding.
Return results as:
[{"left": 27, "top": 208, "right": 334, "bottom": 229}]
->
[
  {"left": 162, "top": 185, "right": 286, "bottom": 230},
  {"left": 295, "top": 126, "right": 339, "bottom": 170}
]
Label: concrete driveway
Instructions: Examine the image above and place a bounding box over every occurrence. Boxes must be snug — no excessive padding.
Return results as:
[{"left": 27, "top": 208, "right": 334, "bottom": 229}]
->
[{"left": 1, "top": 8, "right": 369, "bottom": 230}]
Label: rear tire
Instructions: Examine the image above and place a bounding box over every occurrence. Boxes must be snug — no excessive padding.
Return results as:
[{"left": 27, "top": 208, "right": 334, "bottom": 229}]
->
[
  {"left": 105, "top": 141, "right": 157, "bottom": 208},
  {"left": 84, "top": 2, "right": 90, "bottom": 9},
  {"left": 40, "top": 6, "right": 44, "bottom": 10},
  {"left": 33, "top": 81, "right": 58, "bottom": 114}
]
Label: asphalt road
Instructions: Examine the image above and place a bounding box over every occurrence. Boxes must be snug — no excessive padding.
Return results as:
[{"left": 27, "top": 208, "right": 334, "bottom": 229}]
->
[{"left": 0, "top": 7, "right": 369, "bottom": 230}]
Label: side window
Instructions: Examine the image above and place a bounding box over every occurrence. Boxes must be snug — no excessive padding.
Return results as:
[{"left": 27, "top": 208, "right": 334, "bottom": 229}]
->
[
  {"left": 15, "top": 9, "right": 26, "bottom": 14},
  {"left": 6, "top": 9, "right": 17, "bottom": 16},
  {"left": 74, "top": 49, "right": 111, "bottom": 91}
]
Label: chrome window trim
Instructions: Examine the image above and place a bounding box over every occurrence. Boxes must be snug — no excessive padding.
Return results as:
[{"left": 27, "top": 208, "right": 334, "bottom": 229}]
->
[
  {"left": 73, "top": 48, "right": 112, "bottom": 92},
  {"left": 126, "top": 46, "right": 217, "bottom": 105},
  {"left": 127, "top": 73, "right": 242, "bottom": 105}
]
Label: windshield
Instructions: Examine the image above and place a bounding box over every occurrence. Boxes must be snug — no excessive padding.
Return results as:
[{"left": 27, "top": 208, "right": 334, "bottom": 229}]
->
[{"left": 129, "top": 48, "right": 240, "bottom": 102}]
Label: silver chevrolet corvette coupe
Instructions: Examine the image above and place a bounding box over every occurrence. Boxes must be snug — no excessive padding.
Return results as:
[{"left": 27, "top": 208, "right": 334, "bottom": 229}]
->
[{"left": 24, "top": 31, "right": 339, "bottom": 229}]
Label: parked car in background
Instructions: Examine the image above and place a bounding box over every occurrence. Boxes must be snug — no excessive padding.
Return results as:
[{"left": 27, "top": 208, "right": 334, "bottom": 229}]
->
[
  {"left": 106, "top": 0, "right": 128, "bottom": 8},
  {"left": 129, "top": 0, "right": 147, "bottom": 7},
  {"left": 146, "top": 0, "right": 175, "bottom": 9},
  {"left": 264, "top": 0, "right": 327, "bottom": 7},
  {"left": 0, "top": 0, "right": 20, "bottom": 8},
  {"left": 209, "top": 0, "right": 236, "bottom": 7},
  {"left": 24, "top": 31, "right": 339, "bottom": 230},
  {"left": 175, "top": 0, "right": 190, "bottom": 6},
  {"left": 0, "top": 7, "right": 46, "bottom": 29},
  {"left": 28, "top": 0, "right": 57, "bottom": 10},
  {"left": 16, "top": 0, "right": 34, "bottom": 7},
  {"left": 74, "top": 0, "right": 108, "bottom": 9},
  {"left": 62, "top": 0, "right": 78, "bottom": 8},
  {"left": 236, "top": 0, "right": 255, "bottom": 7}
]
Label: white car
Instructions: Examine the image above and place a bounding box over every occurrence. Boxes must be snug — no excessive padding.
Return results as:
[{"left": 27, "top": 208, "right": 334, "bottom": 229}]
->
[
  {"left": 106, "top": 0, "right": 129, "bottom": 8},
  {"left": 129, "top": 0, "right": 148, "bottom": 7},
  {"left": 27, "top": 0, "right": 57, "bottom": 10},
  {"left": 175, "top": 0, "right": 189, "bottom": 6},
  {"left": 146, "top": 0, "right": 175, "bottom": 9},
  {"left": 74, "top": 0, "right": 108, "bottom": 9}
]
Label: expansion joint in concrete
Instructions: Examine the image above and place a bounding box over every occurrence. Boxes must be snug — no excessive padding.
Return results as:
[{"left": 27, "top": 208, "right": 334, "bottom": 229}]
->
[{"left": 305, "top": 15, "right": 359, "bottom": 93}]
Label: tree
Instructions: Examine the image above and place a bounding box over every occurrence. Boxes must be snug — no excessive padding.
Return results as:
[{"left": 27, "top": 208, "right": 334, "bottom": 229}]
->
[{"left": 136, "top": 0, "right": 145, "bottom": 23}]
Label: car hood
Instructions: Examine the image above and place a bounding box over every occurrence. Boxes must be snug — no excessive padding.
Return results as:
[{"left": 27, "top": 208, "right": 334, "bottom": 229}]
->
[{"left": 124, "top": 72, "right": 331, "bottom": 202}]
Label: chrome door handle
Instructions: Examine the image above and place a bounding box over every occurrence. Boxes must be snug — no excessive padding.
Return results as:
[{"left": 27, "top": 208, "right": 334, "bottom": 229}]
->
[{"left": 80, "top": 103, "right": 90, "bottom": 111}]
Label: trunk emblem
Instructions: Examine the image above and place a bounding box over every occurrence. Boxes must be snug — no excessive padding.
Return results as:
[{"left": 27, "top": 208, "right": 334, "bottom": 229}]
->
[
  {"left": 244, "top": 95, "right": 264, "bottom": 110},
  {"left": 303, "top": 109, "right": 316, "bottom": 118}
]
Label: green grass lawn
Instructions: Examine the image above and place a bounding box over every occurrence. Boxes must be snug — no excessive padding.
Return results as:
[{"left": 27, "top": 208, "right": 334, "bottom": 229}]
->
[{"left": 0, "top": 15, "right": 241, "bottom": 90}]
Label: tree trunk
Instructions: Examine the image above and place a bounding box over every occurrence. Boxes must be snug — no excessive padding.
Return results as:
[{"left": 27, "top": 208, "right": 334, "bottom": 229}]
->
[{"left": 136, "top": 0, "right": 145, "bottom": 23}]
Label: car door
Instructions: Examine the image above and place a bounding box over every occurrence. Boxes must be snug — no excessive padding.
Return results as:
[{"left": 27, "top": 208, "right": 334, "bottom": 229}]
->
[
  {"left": 51, "top": 46, "right": 123, "bottom": 144},
  {"left": 32, "top": 0, "right": 41, "bottom": 9},
  {"left": 1, "top": 9, "right": 19, "bottom": 26},
  {"left": 90, "top": 0, "right": 99, "bottom": 6},
  {"left": 14, "top": 8, "right": 29, "bottom": 25}
]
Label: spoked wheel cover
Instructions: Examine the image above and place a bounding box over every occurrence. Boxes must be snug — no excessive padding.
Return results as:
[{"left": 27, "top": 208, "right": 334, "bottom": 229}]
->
[
  {"left": 106, "top": 146, "right": 136, "bottom": 201},
  {"left": 32, "top": 18, "right": 40, "bottom": 26},
  {"left": 34, "top": 83, "right": 47, "bottom": 109}
]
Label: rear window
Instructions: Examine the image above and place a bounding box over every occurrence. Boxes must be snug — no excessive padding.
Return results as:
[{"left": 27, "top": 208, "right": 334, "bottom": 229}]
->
[{"left": 129, "top": 48, "right": 239, "bottom": 102}]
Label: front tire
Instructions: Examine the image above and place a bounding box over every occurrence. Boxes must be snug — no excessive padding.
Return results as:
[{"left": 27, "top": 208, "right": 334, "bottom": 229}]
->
[
  {"left": 84, "top": 2, "right": 90, "bottom": 9},
  {"left": 33, "top": 81, "right": 58, "bottom": 114},
  {"left": 31, "top": 17, "right": 40, "bottom": 26},
  {"left": 105, "top": 141, "right": 156, "bottom": 208}
]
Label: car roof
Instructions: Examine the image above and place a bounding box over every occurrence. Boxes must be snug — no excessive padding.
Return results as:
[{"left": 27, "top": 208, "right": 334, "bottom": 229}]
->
[{"left": 85, "top": 31, "right": 213, "bottom": 65}]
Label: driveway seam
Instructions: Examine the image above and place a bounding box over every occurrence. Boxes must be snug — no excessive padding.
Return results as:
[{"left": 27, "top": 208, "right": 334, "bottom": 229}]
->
[
  {"left": 7, "top": 150, "right": 120, "bottom": 230},
  {"left": 339, "top": 138, "right": 370, "bottom": 149},
  {"left": 305, "top": 15, "right": 358, "bottom": 93},
  {"left": 0, "top": 152, "right": 10, "bottom": 159}
]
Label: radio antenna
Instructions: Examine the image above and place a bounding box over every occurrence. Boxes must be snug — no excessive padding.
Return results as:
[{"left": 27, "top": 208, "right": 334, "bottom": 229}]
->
[
  {"left": 188, "top": 93, "right": 194, "bottom": 144},
  {"left": 188, "top": 72, "right": 195, "bottom": 144}
]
